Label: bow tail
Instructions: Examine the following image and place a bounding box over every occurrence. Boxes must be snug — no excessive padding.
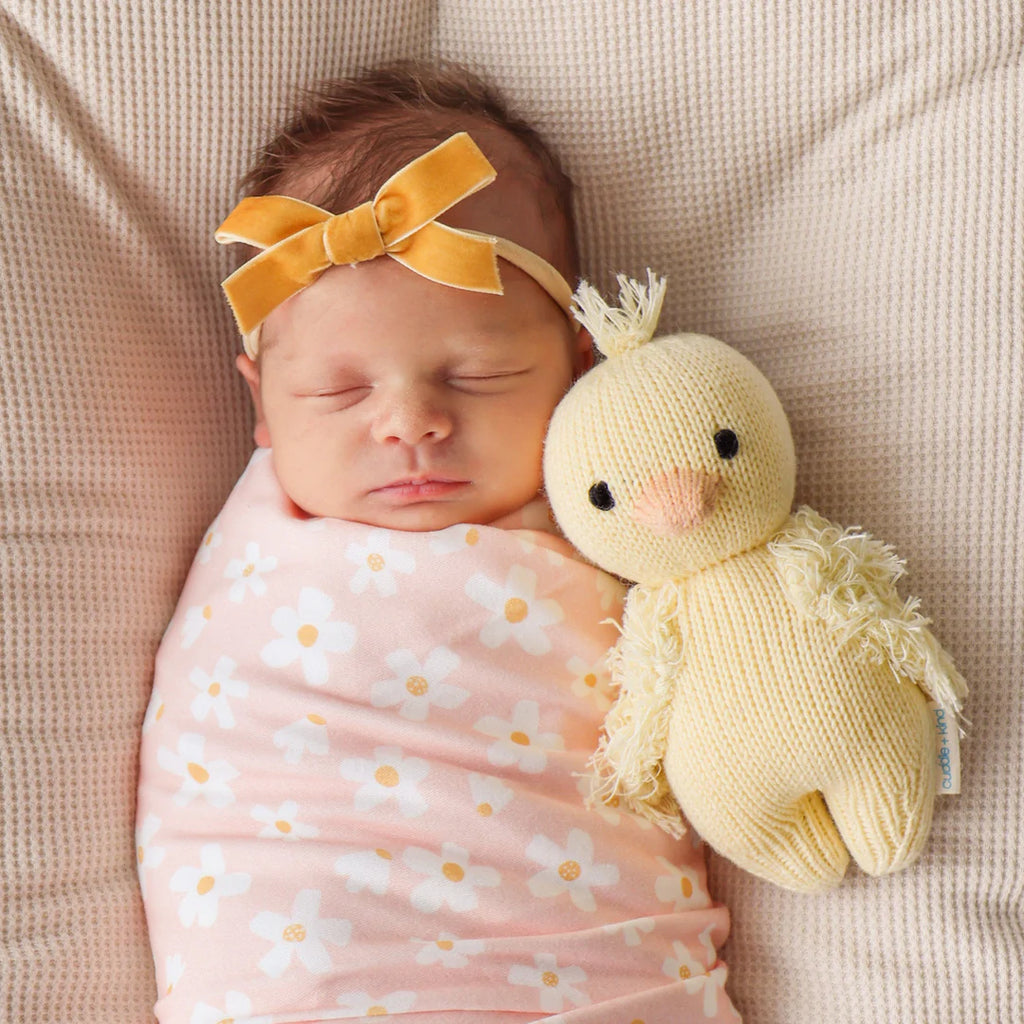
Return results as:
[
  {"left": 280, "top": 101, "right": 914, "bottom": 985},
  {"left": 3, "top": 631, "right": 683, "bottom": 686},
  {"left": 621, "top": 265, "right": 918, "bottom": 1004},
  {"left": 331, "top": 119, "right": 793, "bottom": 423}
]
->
[{"left": 392, "top": 222, "right": 503, "bottom": 295}]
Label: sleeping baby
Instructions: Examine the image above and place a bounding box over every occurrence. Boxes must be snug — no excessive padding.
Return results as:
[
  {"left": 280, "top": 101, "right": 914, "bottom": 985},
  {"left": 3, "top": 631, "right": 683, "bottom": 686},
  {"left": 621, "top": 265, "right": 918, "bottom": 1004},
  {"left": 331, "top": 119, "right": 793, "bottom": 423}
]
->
[{"left": 135, "top": 60, "right": 740, "bottom": 1024}]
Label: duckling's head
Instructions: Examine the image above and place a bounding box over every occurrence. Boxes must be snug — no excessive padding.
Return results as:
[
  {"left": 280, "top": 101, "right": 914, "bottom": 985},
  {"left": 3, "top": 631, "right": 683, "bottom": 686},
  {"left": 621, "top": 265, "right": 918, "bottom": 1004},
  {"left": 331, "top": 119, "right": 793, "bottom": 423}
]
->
[{"left": 543, "top": 273, "right": 796, "bottom": 585}]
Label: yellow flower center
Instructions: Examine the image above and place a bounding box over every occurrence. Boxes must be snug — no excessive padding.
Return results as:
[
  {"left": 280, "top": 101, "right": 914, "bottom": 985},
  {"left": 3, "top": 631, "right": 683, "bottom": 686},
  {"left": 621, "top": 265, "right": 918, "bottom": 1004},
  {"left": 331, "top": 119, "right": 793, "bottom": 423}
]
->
[
  {"left": 542, "top": 971, "right": 559, "bottom": 988},
  {"left": 196, "top": 875, "right": 215, "bottom": 896},
  {"left": 374, "top": 765, "right": 400, "bottom": 788},
  {"left": 155, "top": 703, "right": 165, "bottom": 721},
  {"left": 215, "top": 1018, "right": 234, "bottom": 1024},
  {"left": 442, "top": 862, "right": 465, "bottom": 883},
  {"left": 584, "top": 672, "right": 597, "bottom": 689},
  {"left": 504, "top": 597, "right": 529, "bottom": 623},
  {"left": 678, "top": 965, "right": 692, "bottom": 980},
  {"left": 680, "top": 876, "right": 694, "bottom": 899},
  {"left": 202, "top": 604, "right": 212, "bottom": 620},
  {"left": 510, "top": 731, "right": 531, "bottom": 746},
  {"left": 367, "top": 1008, "right": 387, "bottom": 1017},
  {"left": 275, "top": 820, "right": 292, "bottom": 834},
  {"left": 376, "top": 848, "right": 392, "bottom": 860},
  {"left": 296, "top": 624, "right": 319, "bottom": 648},
  {"left": 307, "top": 713, "right": 326, "bottom": 725},
  {"left": 242, "top": 563, "right": 255, "bottom": 577},
  {"left": 465, "top": 528, "right": 480, "bottom": 545},
  {"left": 208, "top": 682, "right": 221, "bottom": 697},
  {"left": 477, "top": 803, "right": 493, "bottom": 817},
  {"left": 282, "top": 923, "right": 306, "bottom": 943},
  {"left": 558, "top": 860, "right": 582, "bottom": 882},
  {"left": 405, "top": 675, "right": 429, "bottom": 697},
  {"left": 437, "top": 939, "right": 454, "bottom": 951},
  {"left": 367, "top": 553, "right": 386, "bottom": 572},
  {"left": 187, "top": 762, "right": 209, "bottom": 784},
  {"left": 137, "top": 845, "right": 145, "bottom": 865}
]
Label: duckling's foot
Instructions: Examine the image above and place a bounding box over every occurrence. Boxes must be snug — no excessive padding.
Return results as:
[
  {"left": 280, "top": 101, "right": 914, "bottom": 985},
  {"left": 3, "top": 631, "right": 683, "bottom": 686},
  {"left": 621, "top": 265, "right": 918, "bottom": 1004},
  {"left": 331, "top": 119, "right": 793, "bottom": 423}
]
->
[
  {"left": 823, "top": 720, "right": 936, "bottom": 877},
  {"left": 714, "top": 791, "right": 850, "bottom": 893}
]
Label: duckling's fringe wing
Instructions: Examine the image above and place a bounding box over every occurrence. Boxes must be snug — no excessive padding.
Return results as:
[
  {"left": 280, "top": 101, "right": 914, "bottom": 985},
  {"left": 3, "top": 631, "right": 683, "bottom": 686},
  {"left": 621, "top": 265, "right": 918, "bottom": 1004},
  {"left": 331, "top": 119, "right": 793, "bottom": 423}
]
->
[
  {"left": 769, "top": 506, "right": 968, "bottom": 728},
  {"left": 571, "top": 270, "right": 667, "bottom": 359},
  {"left": 587, "top": 582, "right": 689, "bottom": 837}
]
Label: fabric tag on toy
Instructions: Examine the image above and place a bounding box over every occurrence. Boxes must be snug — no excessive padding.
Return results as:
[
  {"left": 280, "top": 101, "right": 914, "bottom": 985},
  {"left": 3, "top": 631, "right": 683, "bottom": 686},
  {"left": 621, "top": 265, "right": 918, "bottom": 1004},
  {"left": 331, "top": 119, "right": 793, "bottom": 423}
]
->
[{"left": 929, "top": 702, "right": 961, "bottom": 795}]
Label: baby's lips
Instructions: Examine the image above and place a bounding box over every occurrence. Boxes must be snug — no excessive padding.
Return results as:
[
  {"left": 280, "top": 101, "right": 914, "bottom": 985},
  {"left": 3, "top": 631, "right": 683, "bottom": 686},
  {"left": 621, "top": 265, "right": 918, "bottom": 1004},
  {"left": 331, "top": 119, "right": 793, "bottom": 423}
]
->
[{"left": 631, "top": 466, "right": 721, "bottom": 535}]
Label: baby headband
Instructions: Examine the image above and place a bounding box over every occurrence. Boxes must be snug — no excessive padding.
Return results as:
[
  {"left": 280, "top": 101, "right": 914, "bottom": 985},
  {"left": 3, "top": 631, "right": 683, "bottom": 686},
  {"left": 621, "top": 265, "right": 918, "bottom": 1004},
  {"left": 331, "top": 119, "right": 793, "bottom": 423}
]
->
[{"left": 215, "top": 131, "right": 575, "bottom": 358}]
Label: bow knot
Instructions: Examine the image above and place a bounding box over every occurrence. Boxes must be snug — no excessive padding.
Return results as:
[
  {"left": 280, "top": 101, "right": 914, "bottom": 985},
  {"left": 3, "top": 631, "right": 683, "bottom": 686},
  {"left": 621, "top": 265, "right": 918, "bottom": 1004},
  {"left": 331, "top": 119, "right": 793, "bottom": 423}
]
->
[{"left": 322, "top": 203, "right": 386, "bottom": 266}]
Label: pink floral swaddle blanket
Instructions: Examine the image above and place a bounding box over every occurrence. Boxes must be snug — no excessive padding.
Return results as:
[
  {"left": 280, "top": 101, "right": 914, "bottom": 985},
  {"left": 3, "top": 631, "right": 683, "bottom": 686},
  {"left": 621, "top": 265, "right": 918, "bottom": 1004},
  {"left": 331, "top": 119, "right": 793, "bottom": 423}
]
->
[{"left": 136, "top": 450, "right": 738, "bottom": 1023}]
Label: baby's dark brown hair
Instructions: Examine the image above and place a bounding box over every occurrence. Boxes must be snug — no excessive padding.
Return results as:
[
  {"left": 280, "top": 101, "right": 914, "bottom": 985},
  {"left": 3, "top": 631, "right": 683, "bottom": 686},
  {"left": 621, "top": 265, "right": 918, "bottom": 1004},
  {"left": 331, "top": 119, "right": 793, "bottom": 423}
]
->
[{"left": 241, "top": 60, "right": 579, "bottom": 280}]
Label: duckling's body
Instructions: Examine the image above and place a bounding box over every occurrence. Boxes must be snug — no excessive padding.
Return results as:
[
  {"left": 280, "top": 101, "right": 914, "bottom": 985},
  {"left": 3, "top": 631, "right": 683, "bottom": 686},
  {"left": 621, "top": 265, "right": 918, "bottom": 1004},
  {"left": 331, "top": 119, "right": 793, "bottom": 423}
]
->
[{"left": 652, "top": 526, "right": 935, "bottom": 891}]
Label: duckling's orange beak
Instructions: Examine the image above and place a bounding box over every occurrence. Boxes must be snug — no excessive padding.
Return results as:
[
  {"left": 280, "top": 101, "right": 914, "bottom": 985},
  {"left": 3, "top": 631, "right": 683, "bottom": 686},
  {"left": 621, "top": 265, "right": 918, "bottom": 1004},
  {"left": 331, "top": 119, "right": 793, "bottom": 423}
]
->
[{"left": 632, "top": 467, "right": 721, "bottom": 535}]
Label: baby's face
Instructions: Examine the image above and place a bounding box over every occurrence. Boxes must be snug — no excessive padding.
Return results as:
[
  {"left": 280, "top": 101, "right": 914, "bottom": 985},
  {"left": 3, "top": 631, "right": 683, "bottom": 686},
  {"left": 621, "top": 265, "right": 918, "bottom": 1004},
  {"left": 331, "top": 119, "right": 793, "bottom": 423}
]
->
[{"left": 240, "top": 257, "right": 589, "bottom": 530}]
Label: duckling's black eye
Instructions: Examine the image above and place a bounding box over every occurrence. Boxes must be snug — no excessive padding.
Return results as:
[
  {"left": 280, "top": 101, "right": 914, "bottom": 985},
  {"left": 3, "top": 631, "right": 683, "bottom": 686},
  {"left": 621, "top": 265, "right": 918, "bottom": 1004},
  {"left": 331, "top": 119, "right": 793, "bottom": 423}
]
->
[
  {"left": 588, "top": 481, "right": 615, "bottom": 511},
  {"left": 714, "top": 429, "right": 739, "bottom": 460}
]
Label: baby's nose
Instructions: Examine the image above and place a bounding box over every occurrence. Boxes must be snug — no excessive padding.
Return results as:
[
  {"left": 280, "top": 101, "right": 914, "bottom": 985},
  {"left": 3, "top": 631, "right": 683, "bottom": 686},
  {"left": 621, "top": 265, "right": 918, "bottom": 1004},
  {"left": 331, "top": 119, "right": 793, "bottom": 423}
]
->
[{"left": 371, "top": 387, "right": 453, "bottom": 446}]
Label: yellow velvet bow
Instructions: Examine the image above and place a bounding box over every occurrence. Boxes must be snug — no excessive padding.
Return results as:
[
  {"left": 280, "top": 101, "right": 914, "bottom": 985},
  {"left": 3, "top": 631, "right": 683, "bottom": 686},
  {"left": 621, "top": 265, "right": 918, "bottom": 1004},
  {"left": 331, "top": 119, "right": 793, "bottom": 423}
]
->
[{"left": 215, "top": 132, "right": 571, "bottom": 356}]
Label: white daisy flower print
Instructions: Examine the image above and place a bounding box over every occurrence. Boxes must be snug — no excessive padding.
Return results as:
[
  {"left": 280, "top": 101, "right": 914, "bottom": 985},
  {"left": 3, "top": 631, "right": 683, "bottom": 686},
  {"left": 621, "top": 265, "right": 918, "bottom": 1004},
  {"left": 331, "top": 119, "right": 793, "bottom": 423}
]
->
[
  {"left": 336, "top": 990, "right": 417, "bottom": 1018},
  {"left": 273, "top": 713, "right": 329, "bottom": 764},
  {"left": 135, "top": 814, "right": 165, "bottom": 899},
  {"left": 474, "top": 700, "right": 564, "bottom": 774},
  {"left": 371, "top": 646, "right": 467, "bottom": 721},
  {"left": 683, "top": 965, "right": 734, "bottom": 1019},
  {"left": 662, "top": 929, "right": 715, "bottom": 983},
  {"left": 596, "top": 570, "right": 625, "bottom": 612},
  {"left": 466, "top": 565, "right": 564, "bottom": 655},
  {"left": 190, "top": 991, "right": 271, "bottom": 1024},
  {"left": 224, "top": 541, "right": 277, "bottom": 602},
  {"left": 274, "top": 716, "right": 329, "bottom": 765},
  {"left": 334, "top": 846, "right": 396, "bottom": 895},
  {"left": 251, "top": 800, "right": 319, "bottom": 841},
  {"left": 413, "top": 932, "right": 486, "bottom": 968},
  {"left": 429, "top": 523, "right": 484, "bottom": 554},
  {"left": 162, "top": 954, "right": 185, "bottom": 997},
  {"left": 469, "top": 774, "right": 513, "bottom": 818},
  {"left": 189, "top": 655, "right": 249, "bottom": 728},
  {"left": 566, "top": 654, "right": 613, "bottom": 711},
  {"left": 142, "top": 688, "right": 166, "bottom": 734},
  {"left": 404, "top": 842, "right": 500, "bottom": 914},
  {"left": 158, "top": 733, "right": 238, "bottom": 807},
  {"left": 181, "top": 604, "right": 213, "bottom": 649},
  {"left": 196, "top": 521, "right": 222, "bottom": 565},
  {"left": 654, "top": 856, "right": 709, "bottom": 910},
  {"left": 169, "top": 843, "right": 251, "bottom": 928},
  {"left": 346, "top": 530, "right": 416, "bottom": 597},
  {"left": 526, "top": 829, "right": 620, "bottom": 912},
  {"left": 261, "top": 587, "right": 356, "bottom": 687},
  {"left": 339, "top": 745, "right": 430, "bottom": 818},
  {"left": 250, "top": 889, "right": 351, "bottom": 978},
  {"left": 508, "top": 953, "right": 589, "bottom": 1014},
  {"left": 575, "top": 775, "right": 653, "bottom": 829},
  {"left": 602, "top": 916, "right": 656, "bottom": 947}
]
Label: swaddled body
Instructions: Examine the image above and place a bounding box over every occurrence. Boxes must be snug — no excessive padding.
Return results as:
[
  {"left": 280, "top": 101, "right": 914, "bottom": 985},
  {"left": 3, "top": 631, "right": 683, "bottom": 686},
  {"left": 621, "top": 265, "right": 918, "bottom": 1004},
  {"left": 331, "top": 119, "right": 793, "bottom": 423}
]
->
[{"left": 136, "top": 452, "right": 736, "bottom": 1023}]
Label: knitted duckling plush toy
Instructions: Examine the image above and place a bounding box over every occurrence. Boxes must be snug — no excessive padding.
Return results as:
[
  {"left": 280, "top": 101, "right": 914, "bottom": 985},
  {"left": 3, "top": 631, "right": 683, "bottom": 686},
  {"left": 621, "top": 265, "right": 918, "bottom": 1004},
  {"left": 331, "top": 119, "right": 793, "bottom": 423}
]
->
[{"left": 543, "top": 272, "right": 967, "bottom": 893}]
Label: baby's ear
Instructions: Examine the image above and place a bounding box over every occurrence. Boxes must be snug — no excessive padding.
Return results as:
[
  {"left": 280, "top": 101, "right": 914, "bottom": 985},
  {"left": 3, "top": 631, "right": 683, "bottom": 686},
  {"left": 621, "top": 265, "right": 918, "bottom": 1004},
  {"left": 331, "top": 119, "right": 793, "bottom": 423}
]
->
[
  {"left": 574, "top": 325, "right": 595, "bottom": 375},
  {"left": 235, "top": 353, "right": 271, "bottom": 448}
]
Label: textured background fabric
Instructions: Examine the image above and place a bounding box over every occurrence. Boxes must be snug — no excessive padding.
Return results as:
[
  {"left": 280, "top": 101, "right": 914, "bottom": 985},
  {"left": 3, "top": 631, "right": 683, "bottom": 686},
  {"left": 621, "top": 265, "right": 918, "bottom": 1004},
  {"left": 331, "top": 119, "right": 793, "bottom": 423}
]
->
[{"left": 1, "top": 2, "right": 1020, "bottom": 1022}]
